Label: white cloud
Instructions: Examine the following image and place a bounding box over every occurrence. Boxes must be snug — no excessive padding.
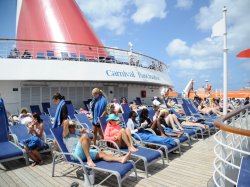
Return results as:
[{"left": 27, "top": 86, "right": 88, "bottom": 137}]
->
[
  {"left": 75, "top": 0, "right": 130, "bottom": 35},
  {"left": 167, "top": 0, "right": 250, "bottom": 72},
  {"left": 195, "top": 0, "right": 250, "bottom": 52},
  {"left": 166, "top": 39, "right": 189, "bottom": 56},
  {"left": 131, "top": 0, "right": 167, "bottom": 24},
  {"left": 176, "top": 0, "right": 193, "bottom": 9}
]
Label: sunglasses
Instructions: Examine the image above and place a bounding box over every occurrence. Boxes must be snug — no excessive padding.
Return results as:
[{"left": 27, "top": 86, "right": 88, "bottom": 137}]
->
[{"left": 69, "top": 125, "right": 76, "bottom": 128}]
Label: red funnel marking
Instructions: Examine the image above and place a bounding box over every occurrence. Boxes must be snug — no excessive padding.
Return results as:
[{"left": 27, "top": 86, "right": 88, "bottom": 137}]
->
[
  {"left": 16, "top": 0, "right": 106, "bottom": 58},
  {"left": 237, "top": 48, "right": 250, "bottom": 58}
]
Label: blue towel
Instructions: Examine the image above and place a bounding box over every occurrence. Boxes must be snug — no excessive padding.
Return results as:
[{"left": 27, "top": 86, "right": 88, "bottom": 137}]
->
[
  {"left": 53, "top": 99, "right": 65, "bottom": 128},
  {"left": 22, "top": 136, "right": 48, "bottom": 150},
  {"left": 91, "top": 96, "right": 107, "bottom": 125}
]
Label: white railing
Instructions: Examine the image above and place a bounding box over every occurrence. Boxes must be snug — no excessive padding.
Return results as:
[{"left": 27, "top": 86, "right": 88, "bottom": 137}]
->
[
  {"left": 0, "top": 38, "right": 168, "bottom": 73},
  {"left": 213, "top": 104, "right": 250, "bottom": 187}
]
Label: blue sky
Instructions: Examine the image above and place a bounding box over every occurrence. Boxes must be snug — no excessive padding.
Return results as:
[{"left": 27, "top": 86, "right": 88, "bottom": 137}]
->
[{"left": 1, "top": 0, "right": 249, "bottom": 92}]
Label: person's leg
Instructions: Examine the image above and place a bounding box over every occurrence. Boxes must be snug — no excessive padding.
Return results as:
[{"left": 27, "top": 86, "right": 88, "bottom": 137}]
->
[
  {"left": 96, "top": 151, "right": 131, "bottom": 163},
  {"left": 24, "top": 147, "right": 40, "bottom": 165},
  {"left": 125, "top": 128, "right": 138, "bottom": 151},
  {"left": 32, "top": 150, "right": 43, "bottom": 164},
  {"left": 181, "top": 121, "right": 208, "bottom": 129},
  {"left": 79, "top": 134, "right": 96, "bottom": 167},
  {"left": 93, "top": 125, "right": 98, "bottom": 145},
  {"left": 151, "top": 120, "right": 166, "bottom": 137},
  {"left": 97, "top": 126, "right": 104, "bottom": 140},
  {"left": 171, "top": 114, "right": 184, "bottom": 130},
  {"left": 165, "top": 115, "right": 179, "bottom": 131},
  {"left": 116, "top": 129, "right": 137, "bottom": 152}
]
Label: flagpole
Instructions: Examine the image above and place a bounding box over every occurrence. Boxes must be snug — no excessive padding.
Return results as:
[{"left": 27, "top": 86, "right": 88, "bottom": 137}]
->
[{"left": 222, "top": 6, "right": 228, "bottom": 116}]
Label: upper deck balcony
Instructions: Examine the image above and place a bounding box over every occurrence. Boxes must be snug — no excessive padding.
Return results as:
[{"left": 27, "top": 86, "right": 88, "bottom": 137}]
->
[{"left": 0, "top": 38, "right": 172, "bottom": 86}]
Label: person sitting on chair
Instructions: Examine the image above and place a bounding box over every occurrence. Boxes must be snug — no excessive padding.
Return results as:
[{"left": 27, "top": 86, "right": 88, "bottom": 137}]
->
[
  {"left": 63, "top": 120, "right": 131, "bottom": 167},
  {"left": 104, "top": 114, "right": 138, "bottom": 152}
]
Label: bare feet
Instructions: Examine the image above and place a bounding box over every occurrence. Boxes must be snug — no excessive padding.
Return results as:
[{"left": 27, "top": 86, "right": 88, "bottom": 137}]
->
[
  {"left": 120, "top": 151, "right": 131, "bottom": 163},
  {"left": 128, "top": 146, "right": 138, "bottom": 152},
  {"left": 87, "top": 159, "right": 96, "bottom": 167}
]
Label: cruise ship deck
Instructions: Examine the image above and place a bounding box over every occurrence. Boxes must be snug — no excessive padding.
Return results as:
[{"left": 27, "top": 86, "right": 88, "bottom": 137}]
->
[{"left": 0, "top": 136, "right": 216, "bottom": 187}]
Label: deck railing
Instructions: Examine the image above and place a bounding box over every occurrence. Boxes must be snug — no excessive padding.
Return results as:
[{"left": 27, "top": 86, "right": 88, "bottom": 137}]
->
[
  {"left": 0, "top": 38, "right": 169, "bottom": 73},
  {"left": 213, "top": 104, "right": 250, "bottom": 187}
]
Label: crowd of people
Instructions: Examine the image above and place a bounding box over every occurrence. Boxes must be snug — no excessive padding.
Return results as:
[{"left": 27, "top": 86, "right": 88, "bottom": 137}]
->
[{"left": 8, "top": 89, "right": 249, "bottom": 169}]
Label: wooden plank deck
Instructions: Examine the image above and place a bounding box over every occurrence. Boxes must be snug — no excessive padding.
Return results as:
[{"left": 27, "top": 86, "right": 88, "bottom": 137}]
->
[{"left": 0, "top": 136, "right": 216, "bottom": 187}]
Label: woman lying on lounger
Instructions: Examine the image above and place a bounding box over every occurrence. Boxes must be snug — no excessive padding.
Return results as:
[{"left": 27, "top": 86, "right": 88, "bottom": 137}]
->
[
  {"left": 198, "top": 99, "right": 222, "bottom": 116},
  {"left": 155, "top": 109, "right": 209, "bottom": 131},
  {"left": 127, "top": 111, "right": 177, "bottom": 147},
  {"left": 63, "top": 120, "right": 131, "bottom": 167},
  {"left": 104, "top": 114, "right": 138, "bottom": 152}
]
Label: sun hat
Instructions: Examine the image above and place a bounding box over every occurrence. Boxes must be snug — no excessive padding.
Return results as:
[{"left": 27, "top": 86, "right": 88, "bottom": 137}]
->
[{"left": 106, "top": 114, "right": 120, "bottom": 121}]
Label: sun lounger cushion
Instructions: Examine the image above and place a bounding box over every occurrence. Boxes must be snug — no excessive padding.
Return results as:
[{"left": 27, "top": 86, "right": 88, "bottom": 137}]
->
[{"left": 0, "top": 142, "right": 24, "bottom": 160}]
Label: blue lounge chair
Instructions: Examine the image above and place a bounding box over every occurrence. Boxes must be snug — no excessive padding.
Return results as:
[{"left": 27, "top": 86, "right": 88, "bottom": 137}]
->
[
  {"left": 121, "top": 113, "right": 181, "bottom": 162},
  {"left": 48, "top": 107, "right": 57, "bottom": 118},
  {"left": 42, "top": 102, "right": 50, "bottom": 114},
  {"left": 40, "top": 114, "right": 55, "bottom": 141},
  {"left": 36, "top": 52, "right": 45, "bottom": 59},
  {"left": 237, "top": 156, "right": 250, "bottom": 187},
  {"left": 135, "top": 97, "right": 142, "bottom": 105},
  {"left": 47, "top": 50, "right": 57, "bottom": 60},
  {"left": 0, "top": 98, "right": 28, "bottom": 165},
  {"left": 121, "top": 103, "right": 131, "bottom": 114},
  {"left": 74, "top": 113, "right": 93, "bottom": 131},
  {"left": 61, "top": 52, "right": 70, "bottom": 60},
  {"left": 51, "top": 127, "right": 137, "bottom": 187},
  {"left": 30, "top": 105, "right": 42, "bottom": 115},
  {"left": 70, "top": 53, "right": 78, "bottom": 61},
  {"left": 65, "top": 100, "right": 72, "bottom": 104},
  {"left": 66, "top": 103, "right": 76, "bottom": 120},
  {"left": 9, "top": 123, "right": 51, "bottom": 154},
  {"left": 99, "top": 116, "right": 165, "bottom": 178},
  {"left": 79, "top": 54, "right": 86, "bottom": 61}
]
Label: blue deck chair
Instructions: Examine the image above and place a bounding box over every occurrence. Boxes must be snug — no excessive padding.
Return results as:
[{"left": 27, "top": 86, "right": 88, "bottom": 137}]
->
[
  {"left": 237, "top": 156, "right": 250, "bottom": 187},
  {"left": 105, "top": 56, "right": 115, "bottom": 63},
  {"left": 135, "top": 97, "right": 142, "bottom": 105},
  {"left": 66, "top": 104, "right": 76, "bottom": 119},
  {"left": 40, "top": 114, "right": 55, "bottom": 141},
  {"left": 148, "top": 109, "right": 155, "bottom": 121},
  {"left": 47, "top": 50, "right": 57, "bottom": 60},
  {"left": 61, "top": 52, "right": 70, "bottom": 60},
  {"left": 48, "top": 107, "right": 57, "bottom": 118},
  {"left": 121, "top": 103, "right": 131, "bottom": 114},
  {"left": 80, "top": 54, "right": 86, "bottom": 61},
  {"left": 30, "top": 105, "right": 42, "bottom": 115},
  {"left": 42, "top": 102, "right": 50, "bottom": 114},
  {"left": 134, "top": 99, "right": 141, "bottom": 106},
  {"left": 9, "top": 124, "right": 51, "bottom": 154},
  {"left": 83, "top": 100, "right": 91, "bottom": 111},
  {"left": 99, "top": 116, "right": 165, "bottom": 178},
  {"left": 121, "top": 113, "right": 181, "bottom": 162},
  {"left": 74, "top": 113, "right": 93, "bottom": 131},
  {"left": 0, "top": 98, "right": 28, "bottom": 165},
  {"left": 36, "top": 52, "right": 45, "bottom": 59},
  {"left": 70, "top": 53, "right": 78, "bottom": 61},
  {"left": 51, "top": 127, "right": 137, "bottom": 187},
  {"left": 65, "top": 100, "right": 72, "bottom": 104},
  {"left": 181, "top": 103, "right": 213, "bottom": 137}
]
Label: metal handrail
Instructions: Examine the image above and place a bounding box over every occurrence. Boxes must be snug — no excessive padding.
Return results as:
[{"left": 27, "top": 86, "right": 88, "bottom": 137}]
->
[
  {"left": 214, "top": 104, "right": 250, "bottom": 136},
  {"left": 0, "top": 38, "right": 168, "bottom": 72},
  {"left": 213, "top": 104, "right": 250, "bottom": 187}
]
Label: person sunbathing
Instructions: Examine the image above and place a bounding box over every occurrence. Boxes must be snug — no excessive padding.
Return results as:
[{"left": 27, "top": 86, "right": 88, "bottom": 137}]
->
[
  {"left": 139, "top": 108, "right": 166, "bottom": 137},
  {"left": 104, "top": 114, "right": 138, "bottom": 152},
  {"left": 127, "top": 111, "right": 177, "bottom": 147},
  {"left": 198, "top": 100, "right": 222, "bottom": 116},
  {"left": 156, "top": 109, "right": 184, "bottom": 137},
  {"left": 63, "top": 120, "right": 131, "bottom": 167}
]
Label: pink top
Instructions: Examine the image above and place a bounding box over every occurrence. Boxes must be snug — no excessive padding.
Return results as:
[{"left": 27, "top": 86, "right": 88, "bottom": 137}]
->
[{"left": 104, "top": 121, "right": 121, "bottom": 141}]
